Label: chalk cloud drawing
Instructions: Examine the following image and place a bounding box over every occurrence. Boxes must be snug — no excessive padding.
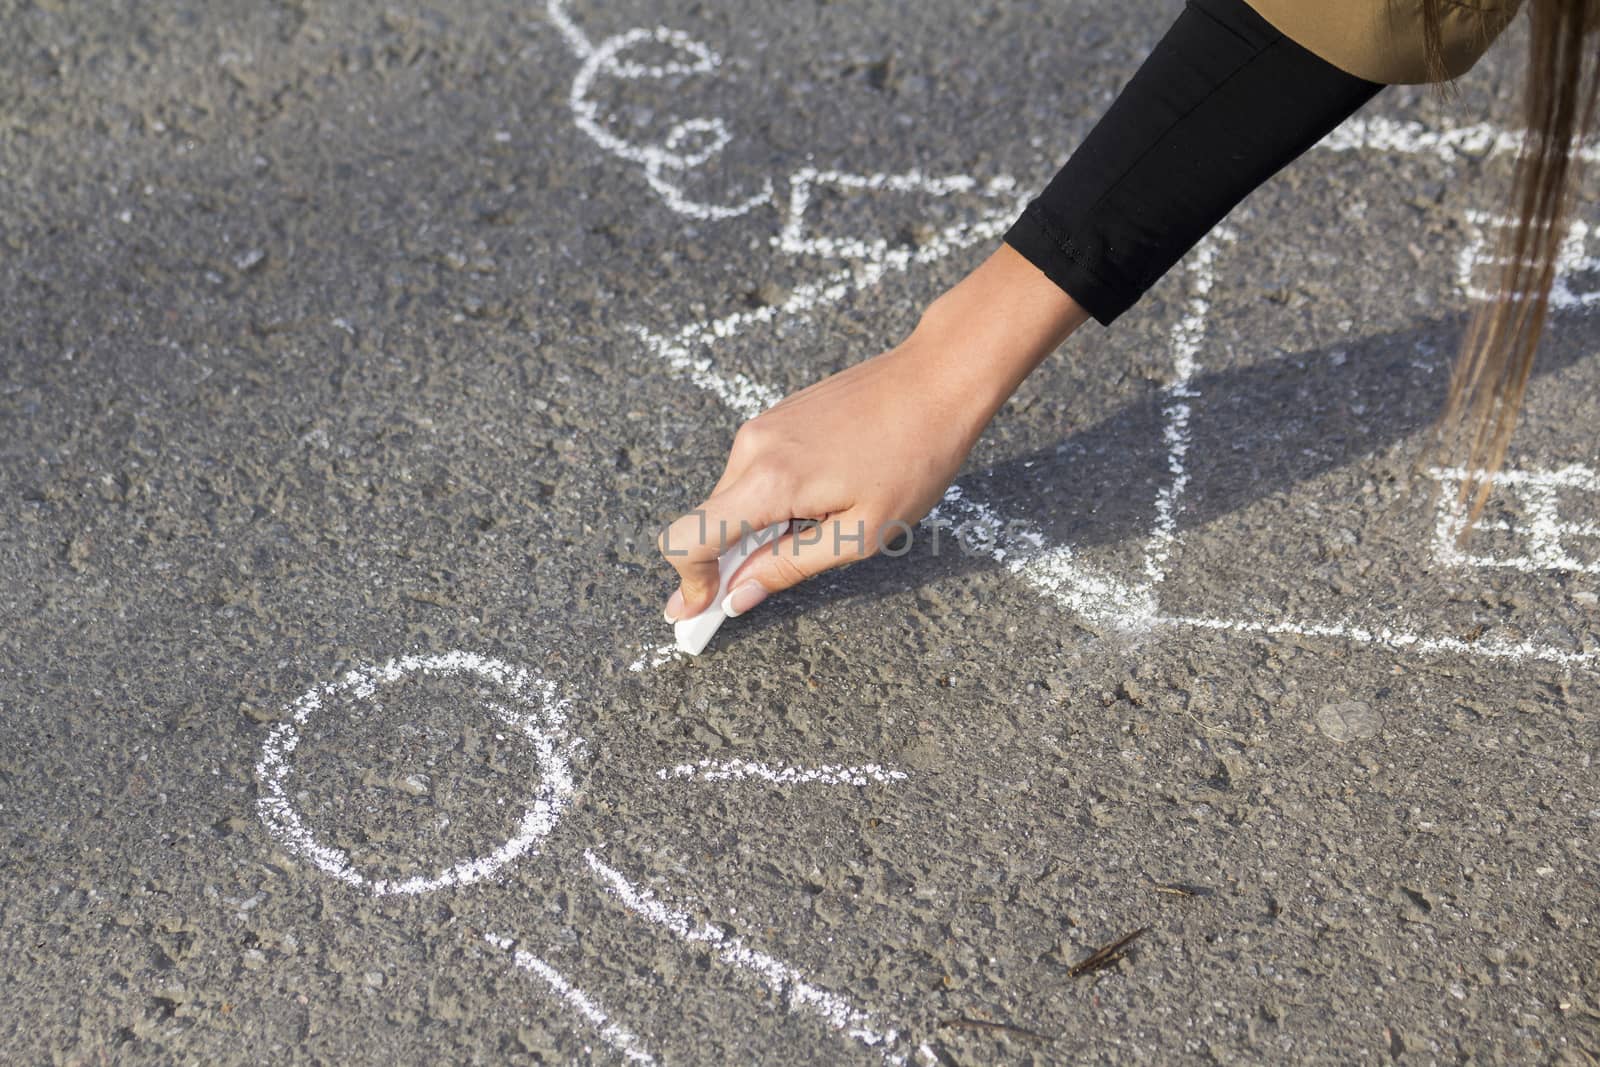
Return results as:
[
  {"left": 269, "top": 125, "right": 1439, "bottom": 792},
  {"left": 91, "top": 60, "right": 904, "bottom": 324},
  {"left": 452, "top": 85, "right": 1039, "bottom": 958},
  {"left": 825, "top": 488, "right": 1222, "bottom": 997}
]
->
[
  {"left": 256, "top": 650, "right": 926, "bottom": 1065},
  {"left": 553, "top": 4, "right": 771, "bottom": 221}
]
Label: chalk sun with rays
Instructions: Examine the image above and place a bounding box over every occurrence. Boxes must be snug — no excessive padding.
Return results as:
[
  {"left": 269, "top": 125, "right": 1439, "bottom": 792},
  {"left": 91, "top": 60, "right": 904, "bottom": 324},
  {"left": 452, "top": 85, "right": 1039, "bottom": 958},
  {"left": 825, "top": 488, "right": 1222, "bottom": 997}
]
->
[{"left": 256, "top": 650, "right": 928, "bottom": 1065}]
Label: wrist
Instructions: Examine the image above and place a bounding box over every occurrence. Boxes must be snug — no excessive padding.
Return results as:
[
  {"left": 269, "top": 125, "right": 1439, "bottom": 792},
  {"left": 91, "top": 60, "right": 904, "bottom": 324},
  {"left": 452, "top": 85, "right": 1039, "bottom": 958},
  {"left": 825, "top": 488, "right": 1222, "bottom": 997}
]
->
[{"left": 906, "top": 243, "right": 1090, "bottom": 419}]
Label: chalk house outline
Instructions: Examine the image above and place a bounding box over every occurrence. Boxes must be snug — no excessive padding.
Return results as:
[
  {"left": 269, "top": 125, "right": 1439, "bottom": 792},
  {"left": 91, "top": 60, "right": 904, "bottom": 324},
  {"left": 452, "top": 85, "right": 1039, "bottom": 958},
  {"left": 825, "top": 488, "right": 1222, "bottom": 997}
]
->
[{"left": 554, "top": 0, "right": 1600, "bottom": 668}]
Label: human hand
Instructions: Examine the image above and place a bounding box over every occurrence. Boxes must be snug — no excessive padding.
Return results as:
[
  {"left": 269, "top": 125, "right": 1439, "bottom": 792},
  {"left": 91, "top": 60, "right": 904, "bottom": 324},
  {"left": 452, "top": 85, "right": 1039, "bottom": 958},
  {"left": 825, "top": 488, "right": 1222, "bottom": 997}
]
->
[{"left": 658, "top": 244, "right": 1090, "bottom": 622}]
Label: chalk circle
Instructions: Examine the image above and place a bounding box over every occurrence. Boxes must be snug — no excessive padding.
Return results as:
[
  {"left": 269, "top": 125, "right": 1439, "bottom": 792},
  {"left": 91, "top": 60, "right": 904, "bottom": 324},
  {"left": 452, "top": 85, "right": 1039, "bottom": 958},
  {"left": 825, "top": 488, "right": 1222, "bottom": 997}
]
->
[
  {"left": 1314, "top": 700, "right": 1384, "bottom": 743},
  {"left": 255, "top": 650, "right": 579, "bottom": 896}
]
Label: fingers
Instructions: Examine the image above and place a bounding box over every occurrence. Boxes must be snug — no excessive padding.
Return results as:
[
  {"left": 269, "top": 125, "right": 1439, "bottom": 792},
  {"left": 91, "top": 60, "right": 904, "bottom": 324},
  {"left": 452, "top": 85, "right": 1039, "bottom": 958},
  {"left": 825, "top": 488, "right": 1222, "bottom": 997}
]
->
[
  {"left": 658, "top": 478, "right": 789, "bottom": 619},
  {"left": 718, "top": 510, "right": 878, "bottom": 618}
]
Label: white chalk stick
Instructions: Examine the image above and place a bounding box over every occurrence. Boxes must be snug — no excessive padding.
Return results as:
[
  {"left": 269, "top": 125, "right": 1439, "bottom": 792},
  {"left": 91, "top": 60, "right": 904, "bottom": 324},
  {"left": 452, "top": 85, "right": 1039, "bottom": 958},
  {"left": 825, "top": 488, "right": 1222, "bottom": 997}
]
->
[{"left": 673, "top": 520, "right": 789, "bottom": 656}]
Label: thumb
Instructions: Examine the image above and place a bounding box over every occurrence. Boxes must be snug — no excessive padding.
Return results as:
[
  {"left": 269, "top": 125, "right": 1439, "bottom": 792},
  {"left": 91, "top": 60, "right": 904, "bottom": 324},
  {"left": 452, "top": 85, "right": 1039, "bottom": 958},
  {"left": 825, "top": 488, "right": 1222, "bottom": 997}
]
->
[
  {"left": 659, "top": 481, "right": 784, "bottom": 619},
  {"left": 720, "top": 512, "right": 879, "bottom": 617}
]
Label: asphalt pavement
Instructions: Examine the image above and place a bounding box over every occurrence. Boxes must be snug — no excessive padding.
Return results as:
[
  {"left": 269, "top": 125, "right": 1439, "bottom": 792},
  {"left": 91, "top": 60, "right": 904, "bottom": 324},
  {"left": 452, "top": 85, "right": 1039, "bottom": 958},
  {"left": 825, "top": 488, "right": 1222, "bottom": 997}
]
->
[{"left": 3, "top": 1, "right": 1598, "bottom": 1063}]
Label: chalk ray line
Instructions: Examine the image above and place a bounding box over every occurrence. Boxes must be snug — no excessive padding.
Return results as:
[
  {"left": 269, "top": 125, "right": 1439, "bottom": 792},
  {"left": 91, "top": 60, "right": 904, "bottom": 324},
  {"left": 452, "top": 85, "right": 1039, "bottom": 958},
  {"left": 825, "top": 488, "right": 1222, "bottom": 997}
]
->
[
  {"left": 584, "top": 849, "right": 910, "bottom": 1066},
  {"left": 544, "top": 0, "right": 593, "bottom": 58},
  {"left": 655, "top": 759, "right": 907, "bottom": 785},
  {"left": 486, "top": 934, "right": 658, "bottom": 1064}
]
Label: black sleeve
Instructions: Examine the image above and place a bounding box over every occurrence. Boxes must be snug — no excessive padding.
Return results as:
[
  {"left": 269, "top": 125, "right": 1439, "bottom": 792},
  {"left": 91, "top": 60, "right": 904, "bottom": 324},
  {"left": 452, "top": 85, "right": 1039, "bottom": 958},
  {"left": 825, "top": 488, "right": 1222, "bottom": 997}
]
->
[{"left": 1003, "top": 0, "right": 1383, "bottom": 326}]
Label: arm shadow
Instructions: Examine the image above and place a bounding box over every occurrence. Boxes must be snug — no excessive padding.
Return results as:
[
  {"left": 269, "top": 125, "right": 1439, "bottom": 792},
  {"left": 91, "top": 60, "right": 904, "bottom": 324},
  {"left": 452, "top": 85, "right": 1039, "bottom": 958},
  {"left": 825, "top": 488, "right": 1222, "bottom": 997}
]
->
[{"left": 735, "top": 306, "right": 1597, "bottom": 635}]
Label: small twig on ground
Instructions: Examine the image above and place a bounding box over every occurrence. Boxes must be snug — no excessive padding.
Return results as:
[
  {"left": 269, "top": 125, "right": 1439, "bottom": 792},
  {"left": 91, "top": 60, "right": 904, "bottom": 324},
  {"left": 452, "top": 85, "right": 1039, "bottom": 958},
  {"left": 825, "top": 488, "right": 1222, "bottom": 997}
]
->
[
  {"left": 1179, "top": 704, "right": 1231, "bottom": 735},
  {"left": 1068, "top": 927, "right": 1151, "bottom": 977}
]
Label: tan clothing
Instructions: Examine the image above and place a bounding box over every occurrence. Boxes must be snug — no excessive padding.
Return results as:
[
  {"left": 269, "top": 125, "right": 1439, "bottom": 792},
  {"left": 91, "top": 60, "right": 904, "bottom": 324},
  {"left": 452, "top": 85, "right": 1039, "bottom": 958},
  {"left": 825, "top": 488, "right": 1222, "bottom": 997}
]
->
[{"left": 1245, "top": 0, "right": 1522, "bottom": 83}]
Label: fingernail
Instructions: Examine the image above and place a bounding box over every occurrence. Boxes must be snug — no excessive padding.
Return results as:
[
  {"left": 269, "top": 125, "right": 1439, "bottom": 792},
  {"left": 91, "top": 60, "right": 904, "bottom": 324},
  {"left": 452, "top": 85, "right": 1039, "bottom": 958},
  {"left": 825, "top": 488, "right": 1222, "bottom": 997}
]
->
[
  {"left": 663, "top": 588, "right": 685, "bottom": 623},
  {"left": 721, "top": 581, "right": 768, "bottom": 618}
]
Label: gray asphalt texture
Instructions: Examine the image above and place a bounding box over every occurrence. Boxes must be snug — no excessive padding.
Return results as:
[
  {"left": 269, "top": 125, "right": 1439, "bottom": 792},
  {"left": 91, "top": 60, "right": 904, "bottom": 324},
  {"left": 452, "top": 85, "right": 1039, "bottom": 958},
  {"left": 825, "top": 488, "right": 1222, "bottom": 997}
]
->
[{"left": 3, "top": 1, "right": 1599, "bottom": 1064}]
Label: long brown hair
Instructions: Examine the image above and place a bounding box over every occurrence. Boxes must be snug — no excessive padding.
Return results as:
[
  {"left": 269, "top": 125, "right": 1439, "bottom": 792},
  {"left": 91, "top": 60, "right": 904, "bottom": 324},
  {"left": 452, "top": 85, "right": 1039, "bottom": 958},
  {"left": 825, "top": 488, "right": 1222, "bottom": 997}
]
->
[{"left": 1429, "top": 0, "right": 1600, "bottom": 522}]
